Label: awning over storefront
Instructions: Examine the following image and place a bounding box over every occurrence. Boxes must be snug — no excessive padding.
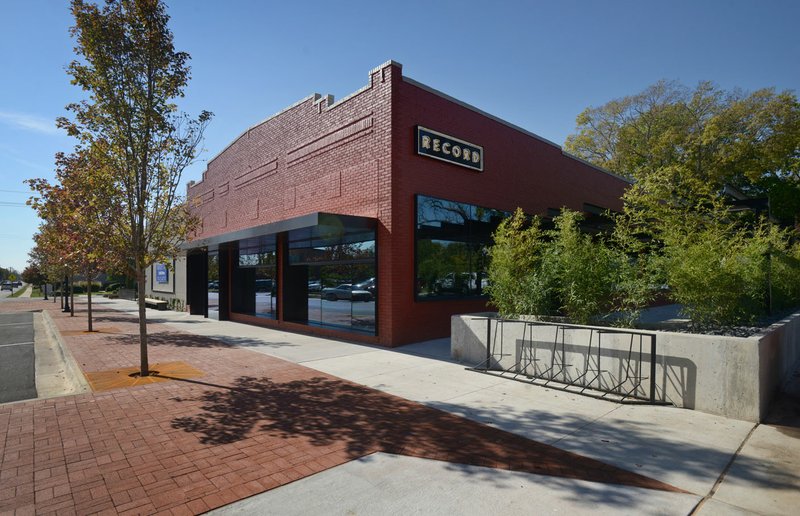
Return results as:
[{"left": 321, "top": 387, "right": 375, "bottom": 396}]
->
[{"left": 183, "top": 212, "right": 377, "bottom": 252}]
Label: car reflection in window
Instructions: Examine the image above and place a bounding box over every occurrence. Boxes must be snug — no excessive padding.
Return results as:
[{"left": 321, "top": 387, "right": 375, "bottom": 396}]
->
[{"left": 321, "top": 283, "right": 373, "bottom": 302}]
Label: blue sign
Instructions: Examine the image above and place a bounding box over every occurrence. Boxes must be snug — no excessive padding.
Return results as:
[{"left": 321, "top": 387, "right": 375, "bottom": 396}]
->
[
  {"left": 416, "top": 126, "right": 484, "bottom": 172},
  {"left": 155, "top": 263, "right": 169, "bottom": 284}
]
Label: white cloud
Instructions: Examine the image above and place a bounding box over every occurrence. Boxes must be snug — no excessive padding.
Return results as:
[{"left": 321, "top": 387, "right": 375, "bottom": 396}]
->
[{"left": 0, "top": 111, "right": 59, "bottom": 135}]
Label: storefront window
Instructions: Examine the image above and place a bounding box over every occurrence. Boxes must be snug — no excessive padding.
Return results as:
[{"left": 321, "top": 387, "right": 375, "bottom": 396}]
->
[
  {"left": 288, "top": 222, "right": 376, "bottom": 335},
  {"left": 225, "top": 216, "right": 376, "bottom": 335},
  {"left": 232, "top": 236, "right": 278, "bottom": 319},
  {"left": 415, "top": 195, "right": 506, "bottom": 299}
]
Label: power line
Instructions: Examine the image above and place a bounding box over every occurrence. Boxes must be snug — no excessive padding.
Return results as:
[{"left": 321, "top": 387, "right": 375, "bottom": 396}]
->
[{"left": 0, "top": 189, "right": 30, "bottom": 194}]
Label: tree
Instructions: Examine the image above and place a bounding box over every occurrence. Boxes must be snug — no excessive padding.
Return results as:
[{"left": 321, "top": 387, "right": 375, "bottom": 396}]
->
[
  {"left": 28, "top": 228, "right": 68, "bottom": 304},
  {"left": 565, "top": 80, "right": 800, "bottom": 325},
  {"left": 21, "top": 264, "right": 45, "bottom": 288},
  {"left": 29, "top": 144, "right": 126, "bottom": 330},
  {"left": 564, "top": 81, "right": 800, "bottom": 227},
  {"left": 1, "top": 267, "right": 20, "bottom": 282},
  {"left": 59, "top": 0, "right": 211, "bottom": 375},
  {"left": 26, "top": 178, "right": 81, "bottom": 315}
]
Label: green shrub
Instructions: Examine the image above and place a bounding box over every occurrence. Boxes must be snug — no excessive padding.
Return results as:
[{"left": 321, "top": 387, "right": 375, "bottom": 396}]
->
[
  {"left": 487, "top": 208, "right": 620, "bottom": 324},
  {"left": 488, "top": 204, "right": 800, "bottom": 328},
  {"left": 548, "top": 210, "right": 620, "bottom": 324},
  {"left": 663, "top": 221, "right": 767, "bottom": 326},
  {"left": 71, "top": 281, "right": 102, "bottom": 294},
  {"left": 764, "top": 231, "right": 800, "bottom": 312},
  {"left": 485, "top": 208, "right": 556, "bottom": 317}
]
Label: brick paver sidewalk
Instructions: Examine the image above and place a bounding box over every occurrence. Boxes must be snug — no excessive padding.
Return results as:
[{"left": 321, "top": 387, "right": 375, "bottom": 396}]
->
[{"left": 0, "top": 299, "right": 683, "bottom": 515}]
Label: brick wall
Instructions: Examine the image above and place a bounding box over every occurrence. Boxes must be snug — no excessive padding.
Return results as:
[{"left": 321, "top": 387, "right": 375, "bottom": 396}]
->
[
  {"left": 187, "top": 61, "right": 629, "bottom": 347},
  {"left": 187, "top": 61, "right": 398, "bottom": 345},
  {"left": 388, "top": 68, "right": 629, "bottom": 345},
  {"left": 187, "top": 63, "right": 395, "bottom": 237}
]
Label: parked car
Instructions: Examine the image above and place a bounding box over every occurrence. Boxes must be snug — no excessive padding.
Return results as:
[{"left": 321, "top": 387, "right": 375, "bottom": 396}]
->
[
  {"left": 307, "top": 280, "right": 322, "bottom": 292},
  {"left": 433, "top": 272, "right": 488, "bottom": 295},
  {"left": 321, "top": 284, "right": 373, "bottom": 302},
  {"left": 207, "top": 280, "right": 219, "bottom": 291},
  {"left": 354, "top": 277, "right": 376, "bottom": 295},
  {"left": 1, "top": 282, "right": 12, "bottom": 291}
]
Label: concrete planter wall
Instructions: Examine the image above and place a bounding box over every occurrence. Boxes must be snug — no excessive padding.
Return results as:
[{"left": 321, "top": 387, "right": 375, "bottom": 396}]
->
[{"left": 452, "top": 310, "right": 800, "bottom": 422}]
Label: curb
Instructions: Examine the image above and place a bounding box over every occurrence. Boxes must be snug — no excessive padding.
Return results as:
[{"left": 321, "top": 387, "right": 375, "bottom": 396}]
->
[{"left": 39, "top": 309, "right": 91, "bottom": 395}]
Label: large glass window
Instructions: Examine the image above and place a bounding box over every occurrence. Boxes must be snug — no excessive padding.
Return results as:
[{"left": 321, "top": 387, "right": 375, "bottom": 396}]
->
[
  {"left": 231, "top": 236, "right": 278, "bottom": 319},
  {"left": 288, "top": 221, "right": 376, "bottom": 335},
  {"left": 416, "top": 195, "right": 507, "bottom": 299}
]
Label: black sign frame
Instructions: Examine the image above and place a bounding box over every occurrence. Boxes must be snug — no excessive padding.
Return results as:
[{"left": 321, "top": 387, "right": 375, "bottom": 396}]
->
[{"left": 416, "top": 126, "right": 484, "bottom": 172}]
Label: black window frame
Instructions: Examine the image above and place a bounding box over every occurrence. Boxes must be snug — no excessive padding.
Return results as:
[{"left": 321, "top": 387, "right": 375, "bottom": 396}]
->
[{"left": 414, "top": 194, "right": 508, "bottom": 302}]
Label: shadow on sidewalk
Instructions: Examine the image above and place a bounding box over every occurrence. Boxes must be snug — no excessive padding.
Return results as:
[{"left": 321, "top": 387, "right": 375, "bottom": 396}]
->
[
  {"left": 764, "top": 365, "right": 800, "bottom": 432},
  {"left": 168, "top": 375, "right": 693, "bottom": 499},
  {"left": 91, "top": 314, "right": 209, "bottom": 325},
  {"left": 102, "top": 331, "right": 297, "bottom": 350},
  {"left": 104, "top": 331, "right": 234, "bottom": 348},
  {"left": 167, "top": 374, "right": 799, "bottom": 500}
]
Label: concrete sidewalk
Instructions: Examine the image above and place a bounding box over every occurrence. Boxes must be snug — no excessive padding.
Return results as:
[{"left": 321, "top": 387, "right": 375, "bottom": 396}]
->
[
  {"left": 0, "top": 296, "right": 797, "bottom": 515},
  {"left": 99, "top": 298, "right": 800, "bottom": 515}
]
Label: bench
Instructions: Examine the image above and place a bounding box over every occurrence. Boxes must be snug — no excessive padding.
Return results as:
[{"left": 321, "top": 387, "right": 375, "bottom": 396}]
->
[{"left": 144, "top": 298, "right": 168, "bottom": 310}]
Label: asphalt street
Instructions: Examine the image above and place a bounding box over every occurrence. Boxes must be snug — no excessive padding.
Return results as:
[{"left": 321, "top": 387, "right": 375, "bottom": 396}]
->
[{"left": 0, "top": 311, "right": 37, "bottom": 403}]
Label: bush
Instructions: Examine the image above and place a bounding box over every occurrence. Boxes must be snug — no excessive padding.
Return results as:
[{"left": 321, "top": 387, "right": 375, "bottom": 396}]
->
[
  {"left": 548, "top": 210, "right": 620, "bottom": 324},
  {"left": 485, "top": 209, "right": 557, "bottom": 318},
  {"left": 488, "top": 204, "right": 800, "bottom": 328},
  {"left": 487, "top": 208, "right": 621, "bottom": 324},
  {"left": 661, "top": 220, "right": 792, "bottom": 326},
  {"left": 764, "top": 231, "right": 800, "bottom": 313},
  {"left": 71, "top": 281, "right": 102, "bottom": 294}
]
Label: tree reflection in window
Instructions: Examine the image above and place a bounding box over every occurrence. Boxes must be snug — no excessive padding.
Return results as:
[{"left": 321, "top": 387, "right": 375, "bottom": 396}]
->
[{"left": 416, "top": 195, "right": 507, "bottom": 299}]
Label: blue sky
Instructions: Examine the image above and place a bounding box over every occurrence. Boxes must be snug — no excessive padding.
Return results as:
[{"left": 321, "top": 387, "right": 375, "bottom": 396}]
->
[{"left": 1, "top": 0, "right": 798, "bottom": 272}]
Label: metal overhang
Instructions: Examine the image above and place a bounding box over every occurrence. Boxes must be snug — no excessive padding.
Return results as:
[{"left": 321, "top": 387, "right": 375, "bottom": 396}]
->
[{"left": 182, "top": 212, "right": 377, "bottom": 252}]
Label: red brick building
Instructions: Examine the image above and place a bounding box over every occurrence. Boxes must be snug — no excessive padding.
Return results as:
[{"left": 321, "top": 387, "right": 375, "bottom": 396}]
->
[{"left": 175, "top": 61, "right": 628, "bottom": 347}]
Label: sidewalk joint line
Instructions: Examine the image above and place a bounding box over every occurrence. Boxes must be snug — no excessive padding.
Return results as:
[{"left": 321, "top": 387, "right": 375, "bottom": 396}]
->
[
  {"left": 549, "top": 403, "right": 624, "bottom": 446},
  {"left": 689, "top": 421, "right": 759, "bottom": 514}
]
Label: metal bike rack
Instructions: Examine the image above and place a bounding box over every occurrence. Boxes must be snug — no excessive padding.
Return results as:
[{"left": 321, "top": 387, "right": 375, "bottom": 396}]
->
[{"left": 468, "top": 317, "right": 668, "bottom": 405}]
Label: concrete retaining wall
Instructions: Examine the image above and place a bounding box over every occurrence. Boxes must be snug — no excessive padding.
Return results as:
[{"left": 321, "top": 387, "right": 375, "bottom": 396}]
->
[{"left": 452, "top": 310, "right": 800, "bottom": 422}]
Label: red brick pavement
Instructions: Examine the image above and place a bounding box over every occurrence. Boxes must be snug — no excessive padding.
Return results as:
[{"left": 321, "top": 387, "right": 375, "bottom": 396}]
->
[{"left": 0, "top": 298, "right": 684, "bottom": 515}]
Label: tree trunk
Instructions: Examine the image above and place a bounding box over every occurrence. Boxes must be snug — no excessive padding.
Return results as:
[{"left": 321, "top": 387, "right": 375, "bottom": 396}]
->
[
  {"left": 70, "top": 275, "right": 75, "bottom": 317},
  {"left": 60, "top": 279, "right": 64, "bottom": 309},
  {"left": 86, "top": 272, "right": 93, "bottom": 332},
  {"left": 137, "top": 272, "right": 149, "bottom": 376}
]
